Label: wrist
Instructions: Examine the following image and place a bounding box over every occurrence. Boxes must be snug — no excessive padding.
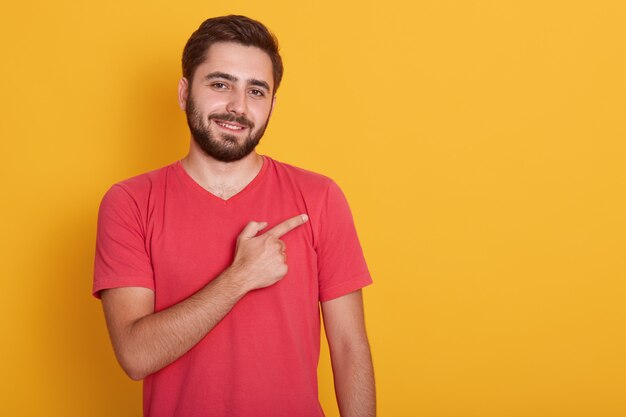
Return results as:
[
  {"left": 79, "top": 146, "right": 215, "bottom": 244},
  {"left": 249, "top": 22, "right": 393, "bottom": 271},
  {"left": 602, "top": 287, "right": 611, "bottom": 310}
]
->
[{"left": 218, "top": 264, "right": 252, "bottom": 299}]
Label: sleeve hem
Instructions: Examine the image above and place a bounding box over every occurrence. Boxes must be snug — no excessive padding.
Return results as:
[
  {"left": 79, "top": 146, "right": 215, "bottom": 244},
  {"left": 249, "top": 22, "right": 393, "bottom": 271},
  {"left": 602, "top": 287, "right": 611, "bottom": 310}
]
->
[
  {"left": 319, "top": 274, "right": 373, "bottom": 302},
  {"left": 92, "top": 276, "right": 155, "bottom": 299}
]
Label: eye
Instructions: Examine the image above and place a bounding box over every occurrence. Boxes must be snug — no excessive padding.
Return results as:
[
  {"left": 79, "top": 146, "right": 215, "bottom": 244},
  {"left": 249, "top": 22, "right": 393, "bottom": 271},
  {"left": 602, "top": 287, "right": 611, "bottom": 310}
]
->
[
  {"left": 211, "top": 82, "right": 228, "bottom": 90},
  {"left": 249, "top": 89, "right": 265, "bottom": 97}
]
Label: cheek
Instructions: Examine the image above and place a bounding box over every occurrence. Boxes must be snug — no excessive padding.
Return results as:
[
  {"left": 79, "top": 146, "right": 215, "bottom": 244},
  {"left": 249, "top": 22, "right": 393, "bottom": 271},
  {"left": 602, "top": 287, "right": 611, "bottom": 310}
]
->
[
  {"left": 194, "top": 91, "right": 227, "bottom": 110},
  {"left": 252, "top": 103, "right": 273, "bottom": 122}
]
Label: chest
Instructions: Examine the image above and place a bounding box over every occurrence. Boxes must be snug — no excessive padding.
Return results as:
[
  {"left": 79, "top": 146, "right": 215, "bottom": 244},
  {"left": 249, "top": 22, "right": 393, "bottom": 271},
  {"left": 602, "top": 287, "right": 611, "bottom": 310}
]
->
[{"left": 145, "top": 189, "right": 319, "bottom": 310}]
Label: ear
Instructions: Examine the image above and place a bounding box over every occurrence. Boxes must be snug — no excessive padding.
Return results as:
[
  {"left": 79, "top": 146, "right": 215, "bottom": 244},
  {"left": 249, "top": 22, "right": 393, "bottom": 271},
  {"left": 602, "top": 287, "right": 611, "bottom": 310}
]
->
[
  {"left": 178, "top": 77, "right": 189, "bottom": 111},
  {"left": 268, "top": 95, "right": 277, "bottom": 119}
]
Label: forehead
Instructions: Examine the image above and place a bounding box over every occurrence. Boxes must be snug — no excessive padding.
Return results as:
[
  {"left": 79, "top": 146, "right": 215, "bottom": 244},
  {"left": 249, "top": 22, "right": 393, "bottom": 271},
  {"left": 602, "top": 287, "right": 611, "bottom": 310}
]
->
[{"left": 194, "top": 42, "right": 274, "bottom": 91}]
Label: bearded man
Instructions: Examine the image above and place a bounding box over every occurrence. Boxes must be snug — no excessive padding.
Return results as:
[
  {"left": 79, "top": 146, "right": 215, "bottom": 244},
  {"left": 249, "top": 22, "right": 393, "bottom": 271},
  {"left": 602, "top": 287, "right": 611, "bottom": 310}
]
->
[{"left": 93, "top": 15, "right": 375, "bottom": 417}]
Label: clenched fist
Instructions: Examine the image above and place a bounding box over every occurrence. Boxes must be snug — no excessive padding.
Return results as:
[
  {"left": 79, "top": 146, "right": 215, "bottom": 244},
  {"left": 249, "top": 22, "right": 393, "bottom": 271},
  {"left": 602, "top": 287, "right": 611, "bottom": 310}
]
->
[{"left": 229, "top": 214, "right": 309, "bottom": 292}]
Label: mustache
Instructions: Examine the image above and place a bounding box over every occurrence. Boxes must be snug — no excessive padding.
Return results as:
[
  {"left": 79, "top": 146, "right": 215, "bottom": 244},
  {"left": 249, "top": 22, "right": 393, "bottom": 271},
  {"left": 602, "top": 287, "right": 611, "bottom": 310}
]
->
[{"left": 208, "top": 113, "right": 254, "bottom": 129}]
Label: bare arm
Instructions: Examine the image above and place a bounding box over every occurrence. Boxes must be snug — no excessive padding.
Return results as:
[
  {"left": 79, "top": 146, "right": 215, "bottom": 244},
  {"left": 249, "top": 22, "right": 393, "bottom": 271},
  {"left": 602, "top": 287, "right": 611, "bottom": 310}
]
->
[
  {"left": 321, "top": 290, "right": 376, "bottom": 417},
  {"left": 102, "top": 269, "right": 245, "bottom": 380},
  {"left": 101, "top": 214, "right": 308, "bottom": 380}
]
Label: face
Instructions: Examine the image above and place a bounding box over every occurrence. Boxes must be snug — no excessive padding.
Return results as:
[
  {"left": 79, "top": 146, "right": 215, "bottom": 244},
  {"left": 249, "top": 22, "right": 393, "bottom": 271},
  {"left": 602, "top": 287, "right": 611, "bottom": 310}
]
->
[{"left": 181, "top": 42, "right": 275, "bottom": 163}]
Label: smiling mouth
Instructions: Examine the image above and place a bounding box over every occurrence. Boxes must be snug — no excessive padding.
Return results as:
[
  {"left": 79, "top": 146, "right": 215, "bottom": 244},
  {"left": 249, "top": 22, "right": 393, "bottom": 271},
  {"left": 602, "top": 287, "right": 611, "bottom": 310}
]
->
[{"left": 214, "top": 120, "right": 247, "bottom": 131}]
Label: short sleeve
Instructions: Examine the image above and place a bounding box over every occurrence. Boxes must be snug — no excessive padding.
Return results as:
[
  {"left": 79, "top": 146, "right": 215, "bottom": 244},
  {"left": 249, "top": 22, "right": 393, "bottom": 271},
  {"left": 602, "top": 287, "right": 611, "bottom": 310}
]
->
[
  {"left": 92, "top": 184, "right": 155, "bottom": 298},
  {"left": 316, "top": 180, "right": 372, "bottom": 302}
]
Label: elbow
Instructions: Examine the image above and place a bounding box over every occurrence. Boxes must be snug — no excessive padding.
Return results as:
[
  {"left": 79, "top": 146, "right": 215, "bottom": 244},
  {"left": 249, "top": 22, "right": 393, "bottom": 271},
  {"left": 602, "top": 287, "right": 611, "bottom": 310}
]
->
[
  {"left": 329, "top": 338, "right": 373, "bottom": 365},
  {"left": 331, "top": 335, "right": 372, "bottom": 355},
  {"left": 116, "top": 351, "right": 151, "bottom": 381},
  {"left": 124, "top": 366, "right": 148, "bottom": 382}
]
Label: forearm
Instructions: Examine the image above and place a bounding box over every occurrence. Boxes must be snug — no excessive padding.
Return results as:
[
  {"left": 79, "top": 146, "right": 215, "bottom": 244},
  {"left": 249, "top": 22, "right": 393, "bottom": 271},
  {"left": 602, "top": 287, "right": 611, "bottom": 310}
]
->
[
  {"left": 111, "top": 268, "right": 248, "bottom": 380},
  {"left": 331, "top": 342, "right": 376, "bottom": 417}
]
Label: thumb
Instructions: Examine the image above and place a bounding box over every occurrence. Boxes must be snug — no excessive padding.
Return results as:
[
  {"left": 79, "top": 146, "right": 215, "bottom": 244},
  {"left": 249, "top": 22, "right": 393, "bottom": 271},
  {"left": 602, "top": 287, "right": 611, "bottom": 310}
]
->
[{"left": 238, "top": 221, "right": 268, "bottom": 240}]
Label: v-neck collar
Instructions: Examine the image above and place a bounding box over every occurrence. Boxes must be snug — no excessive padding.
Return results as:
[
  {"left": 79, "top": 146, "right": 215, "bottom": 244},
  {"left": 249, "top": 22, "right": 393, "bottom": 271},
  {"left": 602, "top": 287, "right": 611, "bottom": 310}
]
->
[{"left": 174, "top": 155, "right": 269, "bottom": 205}]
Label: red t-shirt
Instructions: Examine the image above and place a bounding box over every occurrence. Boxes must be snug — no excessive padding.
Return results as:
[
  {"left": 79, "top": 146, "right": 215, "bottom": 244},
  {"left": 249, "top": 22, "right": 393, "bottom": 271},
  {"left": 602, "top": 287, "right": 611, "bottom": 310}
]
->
[{"left": 93, "top": 155, "right": 372, "bottom": 417}]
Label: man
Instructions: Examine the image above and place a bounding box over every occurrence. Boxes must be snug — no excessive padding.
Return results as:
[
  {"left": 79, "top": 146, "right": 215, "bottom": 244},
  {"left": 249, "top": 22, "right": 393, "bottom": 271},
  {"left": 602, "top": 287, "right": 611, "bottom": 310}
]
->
[{"left": 93, "top": 15, "right": 375, "bottom": 417}]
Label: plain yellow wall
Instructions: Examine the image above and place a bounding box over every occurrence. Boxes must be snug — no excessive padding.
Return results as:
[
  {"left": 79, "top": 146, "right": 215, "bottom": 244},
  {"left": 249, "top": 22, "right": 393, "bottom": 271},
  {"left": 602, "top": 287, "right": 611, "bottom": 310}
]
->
[{"left": 1, "top": 1, "right": 625, "bottom": 416}]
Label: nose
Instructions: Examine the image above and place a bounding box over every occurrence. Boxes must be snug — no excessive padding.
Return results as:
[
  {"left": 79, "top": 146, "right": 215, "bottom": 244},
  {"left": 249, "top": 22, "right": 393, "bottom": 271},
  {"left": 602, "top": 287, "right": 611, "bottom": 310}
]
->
[{"left": 226, "top": 89, "right": 247, "bottom": 115}]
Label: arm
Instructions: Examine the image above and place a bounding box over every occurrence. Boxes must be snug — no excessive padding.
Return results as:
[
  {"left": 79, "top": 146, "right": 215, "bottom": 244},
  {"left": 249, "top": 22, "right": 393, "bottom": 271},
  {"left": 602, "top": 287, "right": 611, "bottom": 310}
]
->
[
  {"left": 101, "top": 268, "right": 245, "bottom": 380},
  {"left": 101, "top": 215, "right": 307, "bottom": 380},
  {"left": 321, "top": 289, "right": 376, "bottom": 417}
]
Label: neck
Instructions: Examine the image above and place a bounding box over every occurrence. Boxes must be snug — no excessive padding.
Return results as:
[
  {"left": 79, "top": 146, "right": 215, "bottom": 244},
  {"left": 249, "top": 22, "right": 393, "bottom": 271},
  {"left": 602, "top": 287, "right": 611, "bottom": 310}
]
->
[{"left": 180, "top": 139, "right": 264, "bottom": 198}]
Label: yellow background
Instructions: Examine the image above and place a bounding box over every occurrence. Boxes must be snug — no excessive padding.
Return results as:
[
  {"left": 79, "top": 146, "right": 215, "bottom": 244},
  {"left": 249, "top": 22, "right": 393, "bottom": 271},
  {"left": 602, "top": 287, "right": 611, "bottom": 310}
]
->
[{"left": 1, "top": 0, "right": 625, "bottom": 416}]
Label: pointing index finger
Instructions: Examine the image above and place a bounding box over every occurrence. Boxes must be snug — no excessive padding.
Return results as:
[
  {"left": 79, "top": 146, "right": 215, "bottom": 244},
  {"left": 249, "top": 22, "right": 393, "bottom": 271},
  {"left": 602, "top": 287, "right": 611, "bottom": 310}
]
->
[{"left": 265, "top": 214, "right": 309, "bottom": 238}]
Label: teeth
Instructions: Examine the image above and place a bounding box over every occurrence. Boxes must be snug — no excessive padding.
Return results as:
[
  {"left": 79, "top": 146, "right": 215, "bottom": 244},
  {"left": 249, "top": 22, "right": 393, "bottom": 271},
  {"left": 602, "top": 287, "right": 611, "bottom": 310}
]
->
[{"left": 217, "top": 121, "right": 244, "bottom": 130}]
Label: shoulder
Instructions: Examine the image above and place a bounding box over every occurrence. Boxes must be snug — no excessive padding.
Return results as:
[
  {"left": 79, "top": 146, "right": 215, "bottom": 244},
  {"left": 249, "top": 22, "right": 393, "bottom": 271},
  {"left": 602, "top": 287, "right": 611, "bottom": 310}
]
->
[
  {"left": 113, "top": 163, "right": 175, "bottom": 195},
  {"left": 266, "top": 156, "right": 336, "bottom": 196},
  {"left": 103, "top": 161, "right": 174, "bottom": 196},
  {"left": 101, "top": 162, "right": 176, "bottom": 204}
]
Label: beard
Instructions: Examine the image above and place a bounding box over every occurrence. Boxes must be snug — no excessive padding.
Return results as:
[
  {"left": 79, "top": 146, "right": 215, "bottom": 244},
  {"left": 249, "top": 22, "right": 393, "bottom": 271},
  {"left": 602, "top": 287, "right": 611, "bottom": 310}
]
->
[{"left": 185, "top": 96, "right": 270, "bottom": 163}]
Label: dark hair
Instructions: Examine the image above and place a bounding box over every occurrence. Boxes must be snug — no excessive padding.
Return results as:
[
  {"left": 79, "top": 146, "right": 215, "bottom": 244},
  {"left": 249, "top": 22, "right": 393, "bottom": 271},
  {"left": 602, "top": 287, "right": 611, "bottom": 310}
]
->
[{"left": 182, "top": 15, "right": 284, "bottom": 94}]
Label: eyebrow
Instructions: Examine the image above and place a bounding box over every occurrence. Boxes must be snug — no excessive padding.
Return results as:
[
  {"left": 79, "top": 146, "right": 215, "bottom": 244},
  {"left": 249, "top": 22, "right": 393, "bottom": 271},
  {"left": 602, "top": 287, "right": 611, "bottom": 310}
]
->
[{"left": 204, "top": 71, "right": 271, "bottom": 93}]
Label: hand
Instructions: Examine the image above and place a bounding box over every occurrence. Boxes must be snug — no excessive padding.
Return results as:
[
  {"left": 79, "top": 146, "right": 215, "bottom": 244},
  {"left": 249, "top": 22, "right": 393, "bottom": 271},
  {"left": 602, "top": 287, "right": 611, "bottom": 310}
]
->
[{"left": 229, "top": 214, "right": 309, "bottom": 292}]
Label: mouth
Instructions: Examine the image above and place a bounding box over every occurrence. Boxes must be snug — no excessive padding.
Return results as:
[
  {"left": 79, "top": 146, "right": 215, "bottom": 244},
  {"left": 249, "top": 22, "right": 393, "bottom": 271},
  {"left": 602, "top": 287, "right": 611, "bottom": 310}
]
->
[{"left": 213, "top": 119, "right": 248, "bottom": 132}]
